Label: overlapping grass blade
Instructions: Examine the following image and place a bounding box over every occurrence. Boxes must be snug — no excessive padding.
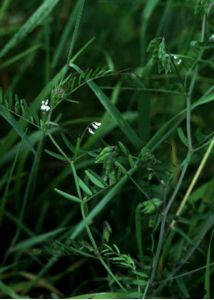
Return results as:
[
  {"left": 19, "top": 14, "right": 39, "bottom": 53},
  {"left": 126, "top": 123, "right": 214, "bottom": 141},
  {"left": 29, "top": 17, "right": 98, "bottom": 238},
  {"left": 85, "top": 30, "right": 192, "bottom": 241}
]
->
[
  {"left": 70, "top": 63, "right": 142, "bottom": 149},
  {"left": 0, "top": 0, "right": 60, "bottom": 59},
  {"left": 204, "top": 229, "right": 214, "bottom": 298},
  {"left": 0, "top": 45, "right": 40, "bottom": 69},
  {"left": 11, "top": 227, "right": 65, "bottom": 252},
  {"left": 70, "top": 168, "right": 135, "bottom": 240},
  {"left": 147, "top": 93, "right": 214, "bottom": 151},
  {"left": 0, "top": 281, "right": 23, "bottom": 299},
  {"left": 0, "top": 106, "right": 36, "bottom": 154}
]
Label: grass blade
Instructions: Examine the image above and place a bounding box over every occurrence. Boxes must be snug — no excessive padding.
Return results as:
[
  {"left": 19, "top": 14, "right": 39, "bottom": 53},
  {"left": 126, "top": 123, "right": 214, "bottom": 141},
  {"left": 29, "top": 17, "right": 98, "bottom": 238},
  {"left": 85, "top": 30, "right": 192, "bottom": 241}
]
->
[
  {"left": 204, "top": 229, "right": 214, "bottom": 298},
  {"left": 0, "top": 281, "right": 23, "bottom": 299},
  {"left": 0, "top": 106, "right": 36, "bottom": 155},
  {"left": 0, "top": 0, "right": 60, "bottom": 59},
  {"left": 146, "top": 93, "right": 214, "bottom": 151},
  {"left": 11, "top": 227, "right": 65, "bottom": 252},
  {"left": 70, "top": 63, "right": 142, "bottom": 149},
  {"left": 70, "top": 168, "right": 135, "bottom": 240}
]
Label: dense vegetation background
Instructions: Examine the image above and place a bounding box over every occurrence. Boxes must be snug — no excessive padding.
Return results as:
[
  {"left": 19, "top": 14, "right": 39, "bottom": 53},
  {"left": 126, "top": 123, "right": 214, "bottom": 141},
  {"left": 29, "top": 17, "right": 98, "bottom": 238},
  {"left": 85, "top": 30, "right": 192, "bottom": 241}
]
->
[{"left": 0, "top": 0, "right": 214, "bottom": 298}]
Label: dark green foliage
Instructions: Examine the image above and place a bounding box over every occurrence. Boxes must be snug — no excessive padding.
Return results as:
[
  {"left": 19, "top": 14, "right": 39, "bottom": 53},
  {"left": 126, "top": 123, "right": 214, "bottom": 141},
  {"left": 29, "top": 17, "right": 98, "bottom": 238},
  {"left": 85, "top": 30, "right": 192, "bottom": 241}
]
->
[{"left": 0, "top": 0, "right": 214, "bottom": 298}]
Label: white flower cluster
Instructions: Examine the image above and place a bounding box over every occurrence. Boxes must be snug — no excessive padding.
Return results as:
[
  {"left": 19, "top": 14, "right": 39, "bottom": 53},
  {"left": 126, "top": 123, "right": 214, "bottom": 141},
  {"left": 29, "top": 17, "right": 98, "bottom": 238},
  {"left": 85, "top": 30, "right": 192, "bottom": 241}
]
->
[
  {"left": 209, "top": 34, "right": 214, "bottom": 42},
  {"left": 40, "top": 99, "right": 50, "bottom": 112},
  {"left": 165, "top": 53, "right": 182, "bottom": 66},
  {"left": 88, "top": 121, "right": 101, "bottom": 135},
  {"left": 172, "top": 54, "right": 182, "bottom": 65}
]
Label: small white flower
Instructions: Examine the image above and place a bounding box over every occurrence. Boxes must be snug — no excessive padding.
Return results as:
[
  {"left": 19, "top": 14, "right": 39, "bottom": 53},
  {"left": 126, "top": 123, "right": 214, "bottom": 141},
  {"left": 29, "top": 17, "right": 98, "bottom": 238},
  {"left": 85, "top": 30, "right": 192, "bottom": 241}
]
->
[
  {"left": 88, "top": 121, "right": 101, "bottom": 135},
  {"left": 209, "top": 34, "right": 214, "bottom": 42},
  {"left": 176, "top": 59, "right": 182, "bottom": 65},
  {"left": 172, "top": 54, "right": 182, "bottom": 65},
  {"left": 190, "top": 40, "right": 198, "bottom": 47},
  {"left": 160, "top": 179, "right": 165, "bottom": 186},
  {"left": 91, "top": 123, "right": 99, "bottom": 130},
  {"left": 41, "top": 99, "right": 50, "bottom": 112},
  {"left": 88, "top": 127, "right": 95, "bottom": 135},
  {"left": 148, "top": 173, "right": 153, "bottom": 181},
  {"left": 103, "top": 175, "right": 108, "bottom": 182},
  {"left": 93, "top": 121, "right": 101, "bottom": 127}
]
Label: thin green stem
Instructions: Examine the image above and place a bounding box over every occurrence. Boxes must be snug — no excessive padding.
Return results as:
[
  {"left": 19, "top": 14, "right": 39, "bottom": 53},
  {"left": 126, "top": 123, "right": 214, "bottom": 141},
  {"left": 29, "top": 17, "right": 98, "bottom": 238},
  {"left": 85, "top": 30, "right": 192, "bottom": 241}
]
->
[
  {"left": 80, "top": 202, "right": 127, "bottom": 292},
  {"left": 48, "top": 132, "right": 71, "bottom": 163},
  {"left": 149, "top": 159, "right": 190, "bottom": 286},
  {"left": 171, "top": 138, "right": 214, "bottom": 229},
  {"left": 149, "top": 6, "right": 210, "bottom": 289}
]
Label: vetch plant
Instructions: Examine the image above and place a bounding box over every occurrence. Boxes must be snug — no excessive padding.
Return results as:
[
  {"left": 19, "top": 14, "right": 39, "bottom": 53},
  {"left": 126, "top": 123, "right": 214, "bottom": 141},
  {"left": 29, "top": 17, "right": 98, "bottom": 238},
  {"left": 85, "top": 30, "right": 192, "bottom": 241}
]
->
[
  {"left": 88, "top": 121, "right": 102, "bottom": 135},
  {"left": 209, "top": 34, "right": 214, "bottom": 42},
  {"left": 40, "top": 99, "right": 51, "bottom": 112},
  {"left": 0, "top": 0, "right": 214, "bottom": 299}
]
